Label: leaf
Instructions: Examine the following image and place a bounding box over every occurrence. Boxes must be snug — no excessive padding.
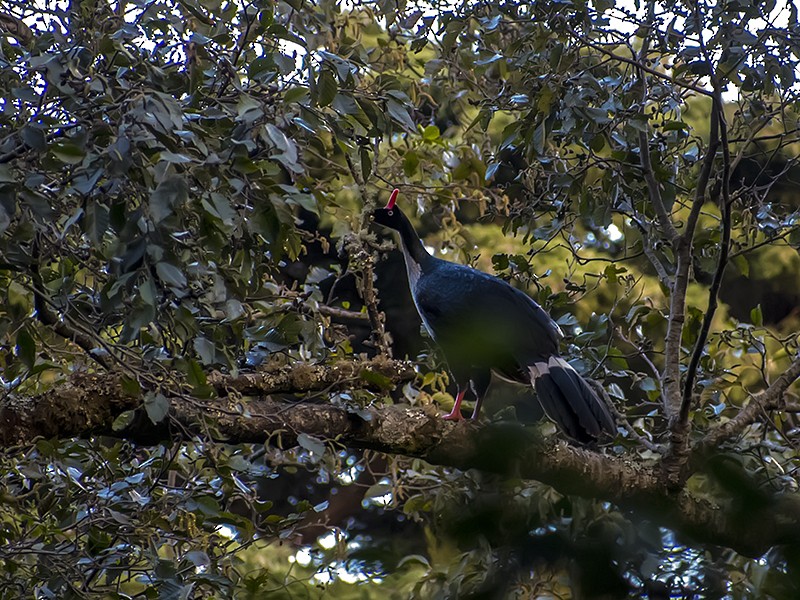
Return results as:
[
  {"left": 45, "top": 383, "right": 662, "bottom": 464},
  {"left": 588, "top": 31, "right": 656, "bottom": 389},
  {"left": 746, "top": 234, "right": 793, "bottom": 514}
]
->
[
  {"left": 284, "top": 87, "right": 308, "bottom": 104},
  {"left": 20, "top": 125, "right": 46, "bottom": 151},
  {"left": 112, "top": 410, "right": 137, "bottom": 431},
  {"left": 292, "top": 116, "right": 317, "bottom": 134},
  {"left": 60, "top": 207, "right": 84, "bottom": 238},
  {"left": 159, "top": 150, "right": 192, "bottom": 163},
  {"left": 387, "top": 99, "right": 416, "bottom": 131},
  {"left": 360, "top": 368, "right": 393, "bottom": 390},
  {"left": 403, "top": 150, "right": 419, "bottom": 176},
  {"left": 120, "top": 376, "right": 141, "bottom": 396},
  {"left": 296, "top": 432, "right": 325, "bottom": 459},
  {"left": 144, "top": 392, "right": 170, "bottom": 424},
  {"left": 662, "top": 120, "right": 689, "bottom": 132},
  {"left": 315, "top": 68, "right": 337, "bottom": 107},
  {"left": 364, "top": 482, "right": 392, "bottom": 500},
  {"left": 360, "top": 146, "right": 372, "bottom": 181},
  {"left": 194, "top": 337, "right": 215, "bottom": 365},
  {"left": 16, "top": 328, "right": 36, "bottom": 369},
  {"left": 183, "top": 551, "right": 210, "bottom": 568},
  {"left": 750, "top": 304, "right": 763, "bottom": 327},
  {"left": 186, "top": 360, "right": 214, "bottom": 398},
  {"left": 156, "top": 262, "right": 187, "bottom": 288},
  {"left": 422, "top": 125, "right": 440, "bottom": 141},
  {"left": 150, "top": 176, "right": 188, "bottom": 222},
  {"left": 50, "top": 141, "right": 85, "bottom": 164},
  {"left": 639, "top": 377, "right": 659, "bottom": 392},
  {"left": 85, "top": 201, "right": 110, "bottom": 244}
]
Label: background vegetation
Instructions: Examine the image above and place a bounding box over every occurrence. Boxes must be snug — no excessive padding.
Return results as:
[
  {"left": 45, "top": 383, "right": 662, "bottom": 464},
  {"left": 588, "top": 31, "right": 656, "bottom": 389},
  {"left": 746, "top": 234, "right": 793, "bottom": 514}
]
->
[{"left": 2, "top": 0, "right": 800, "bottom": 597}]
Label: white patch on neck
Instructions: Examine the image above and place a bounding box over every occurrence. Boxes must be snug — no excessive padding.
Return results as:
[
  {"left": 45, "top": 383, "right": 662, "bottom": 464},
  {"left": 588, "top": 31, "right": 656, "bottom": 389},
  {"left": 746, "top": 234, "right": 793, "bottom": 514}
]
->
[
  {"left": 395, "top": 234, "right": 422, "bottom": 289},
  {"left": 399, "top": 242, "right": 434, "bottom": 339},
  {"left": 401, "top": 245, "right": 422, "bottom": 291}
]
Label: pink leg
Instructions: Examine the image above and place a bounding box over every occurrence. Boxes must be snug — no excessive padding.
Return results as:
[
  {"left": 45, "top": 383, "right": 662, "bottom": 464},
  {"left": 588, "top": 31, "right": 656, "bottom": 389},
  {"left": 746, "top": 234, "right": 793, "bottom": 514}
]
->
[{"left": 443, "top": 389, "right": 466, "bottom": 421}]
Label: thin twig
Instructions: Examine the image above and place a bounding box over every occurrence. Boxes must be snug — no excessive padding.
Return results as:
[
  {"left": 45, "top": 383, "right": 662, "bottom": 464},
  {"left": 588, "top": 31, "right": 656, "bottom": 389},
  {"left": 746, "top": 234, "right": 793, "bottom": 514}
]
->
[{"left": 694, "top": 356, "right": 800, "bottom": 458}]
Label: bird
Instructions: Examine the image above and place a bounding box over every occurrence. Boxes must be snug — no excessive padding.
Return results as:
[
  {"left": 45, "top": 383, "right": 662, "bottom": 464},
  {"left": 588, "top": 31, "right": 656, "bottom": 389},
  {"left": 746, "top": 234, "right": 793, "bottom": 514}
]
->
[{"left": 371, "top": 189, "right": 616, "bottom": 442}]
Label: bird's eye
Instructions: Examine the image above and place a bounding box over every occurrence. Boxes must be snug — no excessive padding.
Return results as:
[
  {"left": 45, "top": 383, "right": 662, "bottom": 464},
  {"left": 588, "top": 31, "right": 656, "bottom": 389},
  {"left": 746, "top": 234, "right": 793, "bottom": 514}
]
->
[{"left": 387, "top": 210, "right": 394, "bottom": 216}]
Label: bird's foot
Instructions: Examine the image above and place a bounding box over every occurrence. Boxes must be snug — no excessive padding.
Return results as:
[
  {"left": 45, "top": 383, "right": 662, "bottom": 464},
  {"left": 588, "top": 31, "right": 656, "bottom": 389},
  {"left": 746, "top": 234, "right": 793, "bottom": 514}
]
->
[{"left": 442, "top": 409, "right": 464, "bottom": 421}]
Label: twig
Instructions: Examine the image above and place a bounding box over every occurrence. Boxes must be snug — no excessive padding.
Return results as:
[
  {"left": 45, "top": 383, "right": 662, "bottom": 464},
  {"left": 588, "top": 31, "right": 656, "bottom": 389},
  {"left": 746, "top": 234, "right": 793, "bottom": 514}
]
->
[
  {"left": 29, "top": 250, "right": 111, "bottom": 371},
  {"left": 586, "top": 378, "right": 664, "bottom": 453},
  {"left": 694, "top": 356, "right": 800, "bottom": 458}
]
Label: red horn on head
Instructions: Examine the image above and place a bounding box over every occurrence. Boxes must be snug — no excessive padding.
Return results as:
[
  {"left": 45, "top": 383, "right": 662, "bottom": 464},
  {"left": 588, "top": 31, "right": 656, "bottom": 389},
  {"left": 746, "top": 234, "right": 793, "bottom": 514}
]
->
[{"left": 386, "top": 188, "right": 399, "bottom": 210}]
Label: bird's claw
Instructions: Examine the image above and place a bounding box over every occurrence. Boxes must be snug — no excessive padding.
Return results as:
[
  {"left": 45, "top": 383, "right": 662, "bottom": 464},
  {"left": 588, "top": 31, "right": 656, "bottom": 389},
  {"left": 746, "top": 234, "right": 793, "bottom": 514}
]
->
[{"left": 442, "top": 410, "right": 464, "bottom": 421}]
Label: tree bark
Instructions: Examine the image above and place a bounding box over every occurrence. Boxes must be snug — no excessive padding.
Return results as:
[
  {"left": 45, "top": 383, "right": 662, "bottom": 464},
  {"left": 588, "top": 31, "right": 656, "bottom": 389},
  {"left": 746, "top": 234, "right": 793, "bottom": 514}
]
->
[{"left": 2, "top": 366, "right": 799, "bottom": 557}]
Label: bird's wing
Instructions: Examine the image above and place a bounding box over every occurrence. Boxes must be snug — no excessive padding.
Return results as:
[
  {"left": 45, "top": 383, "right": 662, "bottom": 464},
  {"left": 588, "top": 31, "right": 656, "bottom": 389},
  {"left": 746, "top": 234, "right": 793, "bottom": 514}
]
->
[{"left": 414, "top": 263, "right": 560, "bottom": 378}]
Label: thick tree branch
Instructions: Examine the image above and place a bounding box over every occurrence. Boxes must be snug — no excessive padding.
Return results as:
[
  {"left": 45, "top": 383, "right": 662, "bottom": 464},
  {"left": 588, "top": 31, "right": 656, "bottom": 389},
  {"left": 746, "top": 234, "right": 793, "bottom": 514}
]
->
[
  {"left": 207, "top": 357, "right": 416, "bottom": 396},
  {"left": 4, "top": 370, "right": 800, "bottom": 555}
]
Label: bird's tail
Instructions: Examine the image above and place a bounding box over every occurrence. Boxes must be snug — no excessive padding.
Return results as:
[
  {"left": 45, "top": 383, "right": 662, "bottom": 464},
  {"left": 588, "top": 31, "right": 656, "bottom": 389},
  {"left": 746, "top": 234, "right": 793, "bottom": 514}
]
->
[{"left": 529, "top": 356, "right": 616, "bottom": 442}]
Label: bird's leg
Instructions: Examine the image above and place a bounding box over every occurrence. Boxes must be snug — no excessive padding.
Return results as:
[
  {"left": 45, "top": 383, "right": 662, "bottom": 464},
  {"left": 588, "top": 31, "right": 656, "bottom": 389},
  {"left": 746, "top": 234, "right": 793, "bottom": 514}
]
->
[
  {"left": 442, "top": 388, "right": 466, "bottom": 421},
  {"left": 470, "top": 394, "right": 484, "bottom": 420},
  {"left": 469, "top": 372, "right": 491, "bottom": 420}
]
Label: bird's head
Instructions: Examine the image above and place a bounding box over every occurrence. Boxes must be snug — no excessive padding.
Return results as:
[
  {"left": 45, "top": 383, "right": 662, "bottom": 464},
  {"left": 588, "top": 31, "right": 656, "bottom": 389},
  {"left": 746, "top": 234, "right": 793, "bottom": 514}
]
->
[{"left": 371, "top": 188, "right": 404, "bottom": 231}]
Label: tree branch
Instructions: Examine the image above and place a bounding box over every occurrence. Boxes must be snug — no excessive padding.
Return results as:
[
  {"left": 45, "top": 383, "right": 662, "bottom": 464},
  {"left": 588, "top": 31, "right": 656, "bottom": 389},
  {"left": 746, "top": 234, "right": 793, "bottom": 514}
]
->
[
  {"left": 4, "top": 370, "right": 800, "bottom": 556},
  {"left": 206, "top": 357, "right": 416, "bottom": 396},
  {"left": 29, "top": 251, "right": 112, "bottom": 371},
  {"left": 679, "top": 101, "right": 731, "bottom": 425},
  {"left": 694, "top": 355, "right": 800, "bottom": 459},
  {"left": 634, "top": 9, "right": 679, "bottom": 244}
]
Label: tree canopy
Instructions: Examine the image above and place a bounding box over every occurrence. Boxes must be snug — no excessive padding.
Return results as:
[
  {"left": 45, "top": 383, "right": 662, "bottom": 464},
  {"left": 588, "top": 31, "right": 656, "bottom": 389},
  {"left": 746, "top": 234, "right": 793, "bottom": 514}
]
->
[{"left": 2, "top": 0, "right": 800, "bottom": 597}]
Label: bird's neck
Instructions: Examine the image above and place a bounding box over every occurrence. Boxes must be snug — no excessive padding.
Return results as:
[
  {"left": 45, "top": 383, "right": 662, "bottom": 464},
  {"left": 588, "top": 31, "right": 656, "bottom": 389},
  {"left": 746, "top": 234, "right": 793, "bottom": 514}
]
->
[{"left": 393, "top": 209, "right": 435, "bottom": 278}]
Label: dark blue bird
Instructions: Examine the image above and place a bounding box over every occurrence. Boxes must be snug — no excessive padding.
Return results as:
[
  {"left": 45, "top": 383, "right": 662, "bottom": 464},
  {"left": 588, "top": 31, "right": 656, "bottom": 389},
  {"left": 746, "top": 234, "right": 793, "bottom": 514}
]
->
[{"left": 372, "top": 189, "right": 615, "bottom": 442}]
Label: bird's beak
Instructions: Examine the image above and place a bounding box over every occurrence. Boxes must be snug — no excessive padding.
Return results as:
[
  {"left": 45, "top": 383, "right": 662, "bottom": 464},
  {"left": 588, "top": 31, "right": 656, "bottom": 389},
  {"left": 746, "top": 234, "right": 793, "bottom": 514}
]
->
[{"left": 386, "top": 188, "right": 399, "bottom": 210}]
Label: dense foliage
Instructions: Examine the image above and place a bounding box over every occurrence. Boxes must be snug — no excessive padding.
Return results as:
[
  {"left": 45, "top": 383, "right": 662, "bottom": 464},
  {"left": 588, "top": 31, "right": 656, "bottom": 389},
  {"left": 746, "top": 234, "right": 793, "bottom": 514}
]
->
[{"left": 2, "top": 0, "right": 800, "bottom": 597}]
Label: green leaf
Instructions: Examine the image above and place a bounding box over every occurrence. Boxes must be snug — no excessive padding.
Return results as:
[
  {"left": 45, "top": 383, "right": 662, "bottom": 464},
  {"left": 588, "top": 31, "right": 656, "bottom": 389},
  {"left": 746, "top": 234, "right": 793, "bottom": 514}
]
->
[
  {"left": 20, "top": 125, "right": 46, "bottom": 151},
  {"left": 112, "top": 410, "right": 137, "bottom": 431},
  {"left": 360, "top": 146, "right": 372, "bottom": 181},
  {"left": 50, "top": 141, "right": 85, "bottom": 164},
  {"left": 387, "top": 99, "right": 416, "bottom": 131},
  {"left": 120, "top": 376, "right": 141, "bottom": 396},
  {"left": 360, "top": 368, "right": 393, "bottom": 390},
  {"left": 150, "top": 176, "right": 188, "bottom": 222},
  {"left": 315, "top": 69, "right": 337, "bottom": 107},
  {"left": 422, "top": 125, "right": 440, "bottom": 141},
  {"left": 662, "top": 120, "right": 689, "bottom": 132},
  {"left": 194, "top": 337, "right": 215, "bottom": 365},
  {"left": 284, "top": 87, "right": 308, "bottom": 104},
  {"left": 156, "top": 262, "right": 187, "bottom": 288},
  {"left": 732, "top": 254, "right": 749, "bottom": 277},
  {"left": 750, "top": 304, "right": 763, "bottom": 327},
  {"left": 85, "top": 201, "right": 109, "bottom": 244},
  {"left": 16, "top": 328, "right": 36, "bottom": 369},
  {"left": 296, "top": 433, "right": 325, "bottom": 459},
  {"left": 144, "top": 392, "right": 170, "bottom": 424},
  {"left": 403, "top": 151, "right": 419, "bottom": 176}
]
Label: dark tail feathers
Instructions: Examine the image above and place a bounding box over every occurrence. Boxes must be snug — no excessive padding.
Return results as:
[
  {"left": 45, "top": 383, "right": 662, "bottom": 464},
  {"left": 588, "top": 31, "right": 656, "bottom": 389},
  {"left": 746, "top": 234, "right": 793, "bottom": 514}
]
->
[{"left": 529, "top": 357, "right": 616, "bottom": 443}]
